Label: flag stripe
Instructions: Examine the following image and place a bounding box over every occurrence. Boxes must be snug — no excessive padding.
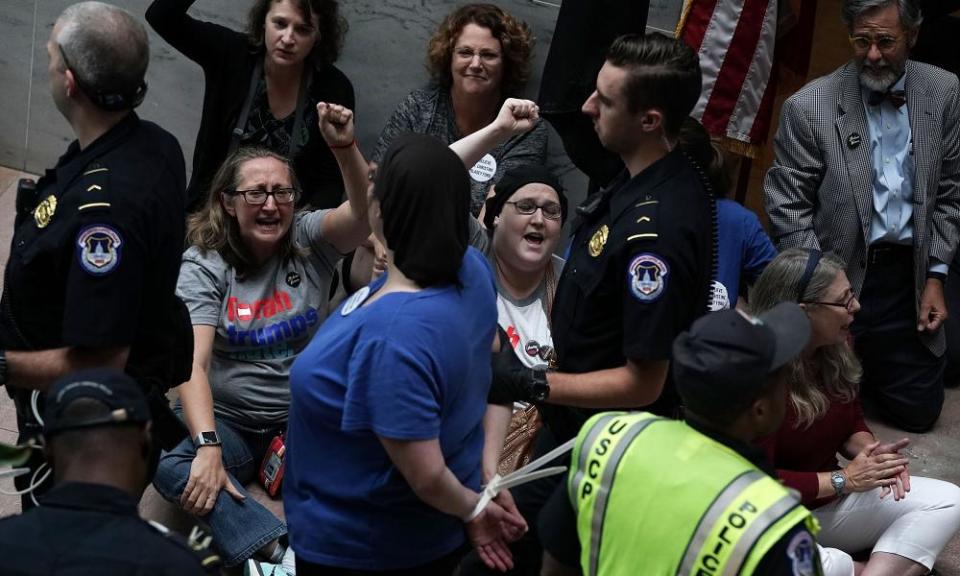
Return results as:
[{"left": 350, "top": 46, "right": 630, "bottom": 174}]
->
[
  {"left": 701, "top": 0, "right": 768, "bottom": 135},
  {"left": 680, "top": 0, "right": 718, "bottom": 54},
  {"left": 689, "top": 1, "right": 745, "bottom": 120}
]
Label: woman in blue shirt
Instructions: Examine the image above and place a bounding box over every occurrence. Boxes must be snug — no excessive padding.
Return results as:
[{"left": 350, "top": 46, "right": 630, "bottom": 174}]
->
[{"left": 285, "top": 134, "right": 526, "bottom": 575}]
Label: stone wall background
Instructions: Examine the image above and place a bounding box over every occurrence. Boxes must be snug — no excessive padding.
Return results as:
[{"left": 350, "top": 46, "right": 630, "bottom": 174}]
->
[{"left": 0, "top": 0, "right": 588, "bottom": 209}]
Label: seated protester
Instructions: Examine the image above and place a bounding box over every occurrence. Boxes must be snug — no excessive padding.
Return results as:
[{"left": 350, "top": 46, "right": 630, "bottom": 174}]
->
[
  {"left": 539, "top": 304, "right": 824, "bottom": 576},
  {"left": 284, "top": 134, "right": 526, "bottom": 574},
  {"left": 0, "top": 369, "right": 219, "bottom": 575},
  {"left": 341, "top": 97, "right": 544, "bottom": 298},
  {"left": 677, "top": 117, "right": 776, "bottom": 310},
  {"left": 146, "top": 0, "right": 354, "bottom": 209},
  {"left": 751, "top": 249, "right": 960, "bottom": 576},
  {"left": 151, "top": 104, "right": 370, "bottom": 570},
  {"left": 372, "top": 3, "right": 548, "bottom": 215}
]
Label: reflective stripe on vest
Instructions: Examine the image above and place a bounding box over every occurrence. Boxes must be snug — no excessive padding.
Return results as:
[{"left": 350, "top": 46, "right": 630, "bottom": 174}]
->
[
  {"left": 677, "top": 471, "right": 801, "bottom": 575},
  {"left": 569, "top": 412, "right": 812, "bottom": 576},
  {"left": 568, "top": 413, "right": 664, "bottom": 576}
]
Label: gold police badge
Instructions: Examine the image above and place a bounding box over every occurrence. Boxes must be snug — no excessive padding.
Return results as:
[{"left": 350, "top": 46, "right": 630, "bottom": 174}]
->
[
  {"left": 34, "top": 195, "right": 57, "bottom": 229},
  {"left": 589, "top": 224, "right": 609, "bottom": 257}
]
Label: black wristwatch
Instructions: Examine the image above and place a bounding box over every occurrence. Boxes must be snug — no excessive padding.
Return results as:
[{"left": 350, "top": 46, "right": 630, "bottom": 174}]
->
[
  {"left": 526, "top": 369, "right": 550, "bottom": 402},
  {"left": 0, "top": 349, "right": 7, "bottom": 387},
  {"left": 194, "top": 430, "right": 221, "bottom": 448}
]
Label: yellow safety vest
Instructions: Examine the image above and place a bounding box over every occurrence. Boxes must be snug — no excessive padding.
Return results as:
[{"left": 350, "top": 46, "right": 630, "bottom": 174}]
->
[{"left": 568, "top": 412, "right": 818, "bottom": 576}]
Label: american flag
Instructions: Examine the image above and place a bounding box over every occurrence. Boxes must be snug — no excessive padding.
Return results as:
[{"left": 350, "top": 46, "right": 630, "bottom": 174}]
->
[{"left": 677, "top": 0, "right": 780, "bottom": 157}]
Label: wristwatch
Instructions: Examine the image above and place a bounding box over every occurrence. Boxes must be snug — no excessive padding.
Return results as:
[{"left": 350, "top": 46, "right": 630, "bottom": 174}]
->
[
  {"left": 830, "top": 470, "right": 846, "bottom": 497},
  {"left": 0, "top": 349, "right": 7, "bottom": 387},
  {"left": 526, "top": 369, "right": 550, "bottom": 402},
  {"left": 194, "top": 430, "right": 221, "bottom": 448}
]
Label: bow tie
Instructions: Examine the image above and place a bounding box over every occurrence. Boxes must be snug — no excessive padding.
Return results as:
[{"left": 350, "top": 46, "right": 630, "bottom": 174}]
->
[{"left": 868, "top": 89, "right": 906, "bottom": 109}]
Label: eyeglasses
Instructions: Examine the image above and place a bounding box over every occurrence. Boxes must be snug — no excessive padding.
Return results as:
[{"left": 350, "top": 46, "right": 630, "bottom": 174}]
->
[
  {"left": 848, "top": 33, "right": 902, "bottom": 53},
  {"left": 454, "top": 48, "right": 501, "bottom": 63},
  {"left": 506, "top": 200, "right": 562, "bottom": 220},
  {"left": 802, "top": 292, "right": 858, "bottom": 312},
  {"left": 230, "top": 188, "right": 297, "bottom": 205}
]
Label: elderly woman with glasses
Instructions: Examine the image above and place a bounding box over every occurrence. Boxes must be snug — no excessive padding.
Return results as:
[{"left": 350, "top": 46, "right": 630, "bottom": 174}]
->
[
  {"left": 371, "top": 3, "right": 548, "bottom": 216},
  {"left": 151, "top": 103, "right": 369, "bottom": 571},
  {"left": 750, "top": 248, "right": 960, "bottom": 576}
]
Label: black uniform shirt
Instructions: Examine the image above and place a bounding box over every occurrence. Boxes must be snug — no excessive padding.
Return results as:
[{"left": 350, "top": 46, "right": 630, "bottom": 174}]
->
[
  {"left": 552, "top": 149, "right": 713, "bottom": 372},
  {"left": 0, "top": 113, "right": 188, "bottom": 384},
  {"left": 545, "top": 150, "right": 713, "bottom": 438},
  {"left": 0, "top": 482, "right": 219, "bottom": 575},
  {"left": 538, "top": 420, "right": 823, "bottom": 576}
]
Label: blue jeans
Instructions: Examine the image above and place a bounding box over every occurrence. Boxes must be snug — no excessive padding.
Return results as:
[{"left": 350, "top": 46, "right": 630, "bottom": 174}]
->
[{"left": 152, "top": 417, "right": 287, "bottom": 567}]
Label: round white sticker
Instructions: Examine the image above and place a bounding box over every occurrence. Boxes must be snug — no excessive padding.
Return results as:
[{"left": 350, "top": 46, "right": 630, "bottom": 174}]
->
[{"left": 469, "top": 154, "right": 498, "bottom": 183}]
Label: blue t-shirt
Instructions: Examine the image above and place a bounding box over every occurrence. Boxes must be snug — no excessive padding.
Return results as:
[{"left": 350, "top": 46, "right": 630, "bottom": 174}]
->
[
  {"left": 714, "top": 199, "right": 777, "bottom": 309},
  {"left": 284, "top": 247, "right": 497, "bottom": 570}
]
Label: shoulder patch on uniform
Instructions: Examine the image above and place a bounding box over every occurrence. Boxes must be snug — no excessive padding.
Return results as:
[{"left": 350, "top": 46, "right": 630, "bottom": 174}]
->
[
  {"left": 76, "top": 224, "right": 123, "bottom": 276},
  {"left": 627, "top": 253, "right": 668, "bottom": 302},
  {"left": 786, "top": 530, "right": 817, "bottom": 576},
  {"left": 147, "top": 521, "right": 222, "bottom": 574}
]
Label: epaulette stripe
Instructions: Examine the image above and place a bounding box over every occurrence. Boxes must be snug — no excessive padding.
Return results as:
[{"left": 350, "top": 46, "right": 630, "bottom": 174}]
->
[
  {"left": 627, "top": 233, "right": 658, "bottom": 241},
  {"left": 83, "top": 168, "right": 109, "bottom": 175},
  {"left": 637, "top": 216, "right": 652, "bottom": 223},
  {"left": 86, "top": 184, "right": 103, "bottom": 192},
  {"left": 635, "top": 200, "right": 659, "bottom": 207},
  {"left": 78, "top": 202, "right": 111, "bottom": 211},
  {"left": 201, "top": 555, "right": 221, "bottom": 567}
]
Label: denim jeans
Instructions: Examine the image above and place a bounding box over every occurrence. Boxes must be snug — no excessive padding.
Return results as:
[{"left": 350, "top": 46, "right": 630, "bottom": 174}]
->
[{"left": 152, "top": 416, "right": 287, "bottom": 567}]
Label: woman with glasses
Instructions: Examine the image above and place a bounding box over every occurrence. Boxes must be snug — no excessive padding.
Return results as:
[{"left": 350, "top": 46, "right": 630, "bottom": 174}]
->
[
  {"left": 750, "top": 248, "right": 960, "bottom": 576},
  {"left": 371, "top": 3, "right": 548, "bottom": 216},
  {"left": 285, "top": 133, "right": 526, "bottom": 575},
  {"left": 152, "top": 103, "right": 369, "bottom": 572},
  {"left": 146, "top": 0, "right": 353, "bottom": 210}
]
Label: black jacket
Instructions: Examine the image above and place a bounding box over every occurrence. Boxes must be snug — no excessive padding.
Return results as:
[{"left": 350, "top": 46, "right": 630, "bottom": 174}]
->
[{"left": 146, "top": 0, "right": 355, "bottom": 210}]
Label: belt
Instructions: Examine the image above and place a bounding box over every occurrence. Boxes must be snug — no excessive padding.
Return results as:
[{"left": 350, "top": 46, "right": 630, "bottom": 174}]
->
[{"left": 867, "top": 243, "right": 913, "bottom": 267}]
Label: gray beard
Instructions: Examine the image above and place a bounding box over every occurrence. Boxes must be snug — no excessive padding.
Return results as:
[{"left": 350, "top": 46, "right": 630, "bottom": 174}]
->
[{"left": 857, "top": 61, "right": 903, "bottom": 92}]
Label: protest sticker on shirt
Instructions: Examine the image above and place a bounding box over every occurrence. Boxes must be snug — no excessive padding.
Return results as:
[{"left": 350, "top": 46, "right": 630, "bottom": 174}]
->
[{"left": 469, "top": 154, "right": 497, "bottom": 183}]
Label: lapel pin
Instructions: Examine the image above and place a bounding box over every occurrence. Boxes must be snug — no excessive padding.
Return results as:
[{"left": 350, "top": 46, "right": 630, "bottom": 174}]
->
[{"left": 847, "top": 133, "right": 862, "bottom": 149}]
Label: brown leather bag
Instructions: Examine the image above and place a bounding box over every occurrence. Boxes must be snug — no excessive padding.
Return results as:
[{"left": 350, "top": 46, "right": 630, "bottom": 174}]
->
[{"left": 497, "top": 404, "right": 542, "bottom": 476}]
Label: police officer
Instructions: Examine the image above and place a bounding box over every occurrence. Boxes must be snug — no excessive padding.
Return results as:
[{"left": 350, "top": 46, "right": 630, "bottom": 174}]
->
[
  {"left": 0, "top": 2, "right": 190, "bottom": 506},
  {"left": 493, "top": 32, "right": 714, "bottom": 440},
  {"left": 0, "top": 368, "right": 219, "bottom": 575},
  {"left": 540, "top": 303, "right": 823, "bottom": 576},
  {"left": 467, "top": 32, "right": 717, "bottom": 576}
]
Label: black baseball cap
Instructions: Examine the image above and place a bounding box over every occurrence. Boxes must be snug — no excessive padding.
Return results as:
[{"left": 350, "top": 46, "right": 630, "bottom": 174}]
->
[
  {"left": 43, "top": 368, "right": 151, "bottom": 437},
  {"left": 672, "top": 303, "right": 810, "bottom": 416}
]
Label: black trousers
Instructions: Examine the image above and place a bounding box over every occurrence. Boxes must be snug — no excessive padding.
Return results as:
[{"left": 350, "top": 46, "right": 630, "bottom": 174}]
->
[
  {"left": 851, "top": 245, "right": 945, "bottom": 432},
  {"left": 943, "top": 259, "right": 960, "bottom": 386}
]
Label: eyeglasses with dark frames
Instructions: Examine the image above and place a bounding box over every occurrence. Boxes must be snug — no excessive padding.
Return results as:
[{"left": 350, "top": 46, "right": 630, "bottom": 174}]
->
[
  {"left": 506, "top": 199, "right": 562, "bottom": 220},
  {"left": 802, "top": 292, "right": 858, "bottom": 312},
  {"left": 848, "top": 33, "right": 902, "bottom": 53},
  {"left": 229, "top": 188, "right": 297, "bottom": 205}
]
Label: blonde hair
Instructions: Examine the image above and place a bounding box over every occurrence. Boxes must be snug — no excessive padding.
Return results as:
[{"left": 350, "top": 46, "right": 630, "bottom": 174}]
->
[
  {"left": 186, "top": 146, "right": 306, "bottom": 276},
  {"left": 749, "top": 248, "right": 861, "bottom": 428}
]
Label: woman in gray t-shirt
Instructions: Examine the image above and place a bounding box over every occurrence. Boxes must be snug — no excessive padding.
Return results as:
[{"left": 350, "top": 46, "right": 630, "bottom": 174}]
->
[{"left": 152, "top": 103, "right": 370, "bottom": 570}]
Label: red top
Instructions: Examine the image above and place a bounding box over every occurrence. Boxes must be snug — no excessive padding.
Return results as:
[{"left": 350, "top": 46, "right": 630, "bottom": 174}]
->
[{"left": 761, "top": 395, "right": 871, "bottom": 508}]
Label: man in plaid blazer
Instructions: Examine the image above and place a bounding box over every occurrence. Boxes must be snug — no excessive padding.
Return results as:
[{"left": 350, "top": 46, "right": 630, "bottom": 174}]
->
[{"left": 764, "top": 0, "right": 960, "bottom": 431}]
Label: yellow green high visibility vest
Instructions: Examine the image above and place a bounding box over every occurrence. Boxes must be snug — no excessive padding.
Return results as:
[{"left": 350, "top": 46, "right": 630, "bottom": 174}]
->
[{"left": 568, "top": 412, "right": 818, "bottom": 576}]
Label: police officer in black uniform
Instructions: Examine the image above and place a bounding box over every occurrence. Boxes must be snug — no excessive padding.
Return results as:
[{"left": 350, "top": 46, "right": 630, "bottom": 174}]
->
[
  {"left": 495, "top": 32, "right": 714, "bottom": 443},
  {"left": 0, "top": 1, "right": 191, "bottom": 507},
  {"left": 466, "top": 33, "right": 715, "bottom": 576},
  {"left": 0, "top": 368, "right": 219, "bottom": 575}
]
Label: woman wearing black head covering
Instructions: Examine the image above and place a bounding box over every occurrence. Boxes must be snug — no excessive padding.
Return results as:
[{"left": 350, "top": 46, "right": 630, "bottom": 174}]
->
[{"left": 284, "top": 134, "right": 526, "bottom": 575}]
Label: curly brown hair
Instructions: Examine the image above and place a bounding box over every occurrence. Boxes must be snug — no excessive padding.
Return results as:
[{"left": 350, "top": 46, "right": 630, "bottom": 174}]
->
[
  {"left": 426, "top": 3, "right": 534, "bottom": 97},
  {"left": 247, "top": 0, "right": 347, "bottom": 66}
]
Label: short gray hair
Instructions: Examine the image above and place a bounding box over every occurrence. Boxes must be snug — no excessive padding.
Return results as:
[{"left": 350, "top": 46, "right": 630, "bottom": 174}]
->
[
  {"left": 55, "top": 2, "right": 149, "bottom": 100},
  {"left": 841, "top": 0, "right": 923, "bottom": 30}
]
